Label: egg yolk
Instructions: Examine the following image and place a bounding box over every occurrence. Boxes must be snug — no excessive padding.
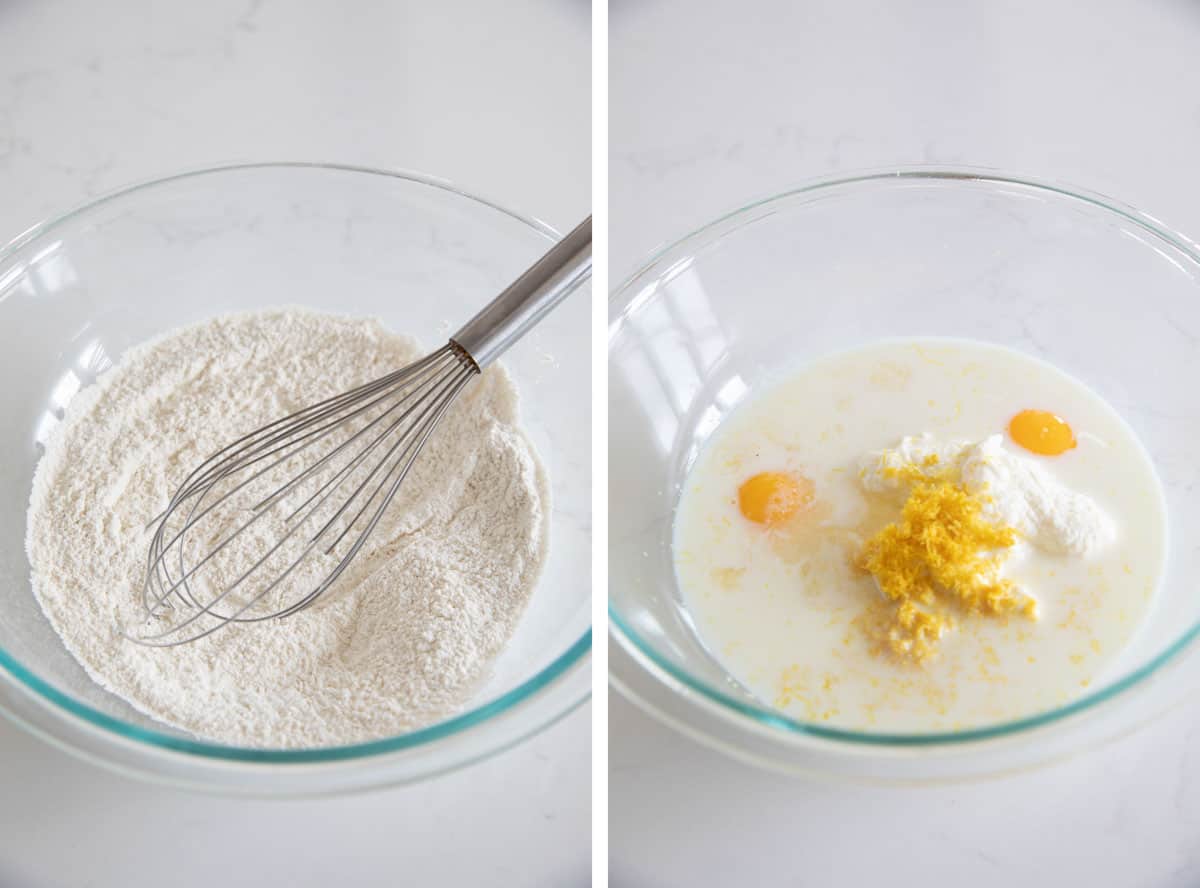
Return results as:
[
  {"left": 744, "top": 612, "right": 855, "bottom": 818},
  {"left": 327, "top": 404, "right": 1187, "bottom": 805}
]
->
[
  {"left": 1008, "top": 409, "right": 1076, "bottom": 456},
  {"left": 737, "top": 471, "right": 813, "bottom": 526}
]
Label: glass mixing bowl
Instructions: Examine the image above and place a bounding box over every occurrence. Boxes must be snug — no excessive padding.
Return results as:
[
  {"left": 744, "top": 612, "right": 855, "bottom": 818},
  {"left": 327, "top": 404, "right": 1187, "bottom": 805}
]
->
[
  {"left": 610, "top": 167, "right": 1200, "bottom": 782},
  {"left": 0, "top": 163, "right": 590, "bottom": 795}
]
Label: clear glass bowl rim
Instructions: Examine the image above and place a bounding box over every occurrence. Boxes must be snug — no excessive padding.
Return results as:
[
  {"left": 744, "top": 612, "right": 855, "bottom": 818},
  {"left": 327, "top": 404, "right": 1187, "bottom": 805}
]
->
[
  {"left": 609, "top": 164, "right": 1200, "bottom": 748},
  {"left": 0, "top": 160, "right": 592, "bottom": 764}
]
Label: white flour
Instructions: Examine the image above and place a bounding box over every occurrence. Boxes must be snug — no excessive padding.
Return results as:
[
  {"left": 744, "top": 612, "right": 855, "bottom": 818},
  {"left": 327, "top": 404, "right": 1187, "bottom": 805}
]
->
[{"left": 25, "top": 309, "right": 548, "bottom": 748}]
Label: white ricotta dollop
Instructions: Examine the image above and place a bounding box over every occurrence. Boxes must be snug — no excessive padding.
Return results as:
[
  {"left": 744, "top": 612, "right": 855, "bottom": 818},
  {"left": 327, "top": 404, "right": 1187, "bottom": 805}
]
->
[
  {"left": 859, "top": 433, "right": 1115, "bottom": 556},
  {"left": 858, "top": 433, "right": 971, "bottom": 492}
]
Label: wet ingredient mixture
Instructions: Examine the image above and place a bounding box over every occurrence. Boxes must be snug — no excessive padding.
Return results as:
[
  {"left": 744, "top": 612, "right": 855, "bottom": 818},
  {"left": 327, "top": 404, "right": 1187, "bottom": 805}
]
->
[{"left": 674, "top": 339, "right": 1166, "bottom": 732}]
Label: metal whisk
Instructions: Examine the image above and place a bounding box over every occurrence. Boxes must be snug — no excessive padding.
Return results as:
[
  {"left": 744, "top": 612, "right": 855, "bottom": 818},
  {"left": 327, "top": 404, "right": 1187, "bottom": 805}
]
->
[{"left": 131, "top": 216, "right": 590, "bottom": 646}]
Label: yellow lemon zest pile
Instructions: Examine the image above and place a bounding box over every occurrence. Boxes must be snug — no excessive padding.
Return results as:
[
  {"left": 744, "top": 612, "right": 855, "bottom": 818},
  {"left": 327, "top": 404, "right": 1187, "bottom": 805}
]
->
[{"left": 858, "top": 464, "right": 1037, "bottom": 663}]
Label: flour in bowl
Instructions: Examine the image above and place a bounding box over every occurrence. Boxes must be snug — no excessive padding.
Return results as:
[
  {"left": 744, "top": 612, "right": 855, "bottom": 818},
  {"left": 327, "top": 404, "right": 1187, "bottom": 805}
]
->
[{"left": 25, "top": 309, "right": 549, "bottom": 748}]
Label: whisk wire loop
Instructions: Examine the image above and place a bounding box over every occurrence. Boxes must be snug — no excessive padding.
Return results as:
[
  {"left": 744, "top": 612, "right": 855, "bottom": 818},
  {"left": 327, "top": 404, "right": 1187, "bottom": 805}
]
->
[
  {"left": 129, "top": 344, "right": 478, "bottom": 647},
  {"left": 129, "top": 214, "right": 590, "bottom": 646}
]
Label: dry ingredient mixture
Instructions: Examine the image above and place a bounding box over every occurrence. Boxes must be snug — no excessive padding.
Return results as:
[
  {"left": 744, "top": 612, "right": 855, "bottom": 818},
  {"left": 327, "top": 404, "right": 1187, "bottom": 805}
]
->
[{"left": 26, "top": 309, "right": 548, "bottom": 748}]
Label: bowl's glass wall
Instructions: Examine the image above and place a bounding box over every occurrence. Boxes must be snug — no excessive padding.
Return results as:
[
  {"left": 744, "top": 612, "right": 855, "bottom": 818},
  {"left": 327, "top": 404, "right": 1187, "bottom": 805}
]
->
[
  {"left": 0, "top": 166, "right": 590, "bottom": 747},
  {"left": 610, "top": 173, "right": 1200, "bottom": 739}
]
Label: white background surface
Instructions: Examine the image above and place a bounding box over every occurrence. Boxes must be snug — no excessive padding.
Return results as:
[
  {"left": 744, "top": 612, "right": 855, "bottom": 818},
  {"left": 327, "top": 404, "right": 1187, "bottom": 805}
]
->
[
  {"left": 610, "top": 1, "right": 1200, "bottom": 886},
  {"left": 0, "top": 1, "right": 590, "bottom": 887}
]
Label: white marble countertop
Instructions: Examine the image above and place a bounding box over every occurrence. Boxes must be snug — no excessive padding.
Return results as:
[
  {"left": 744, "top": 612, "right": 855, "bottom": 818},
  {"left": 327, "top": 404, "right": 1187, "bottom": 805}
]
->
[
  {"left": 0, "top": 2, "right": 590, "bottom": 886},
  {"left": 611, "top": 1, "right": 1200, "bottom": 885}
]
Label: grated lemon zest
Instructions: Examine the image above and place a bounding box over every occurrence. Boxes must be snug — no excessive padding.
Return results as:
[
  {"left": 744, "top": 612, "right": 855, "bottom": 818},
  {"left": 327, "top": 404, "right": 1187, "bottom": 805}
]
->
[{"left": 858, "top": 463, "right": 1037, "bottom": 663}]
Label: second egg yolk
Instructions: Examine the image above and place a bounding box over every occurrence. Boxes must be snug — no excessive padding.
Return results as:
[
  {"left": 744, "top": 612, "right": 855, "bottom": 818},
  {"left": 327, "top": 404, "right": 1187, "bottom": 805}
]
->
[
  {"left": 737, "top": 471, "right": 814, "bottom": 526},
  {"left": 1008, "top": 409, "right": 1076, "bottom": 456}
]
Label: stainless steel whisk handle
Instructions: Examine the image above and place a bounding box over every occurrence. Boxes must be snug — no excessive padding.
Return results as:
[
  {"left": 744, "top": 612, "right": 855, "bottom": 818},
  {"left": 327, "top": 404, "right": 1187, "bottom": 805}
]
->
[{"left": 450, "top": 215, "right": 591, "bottom": 369}]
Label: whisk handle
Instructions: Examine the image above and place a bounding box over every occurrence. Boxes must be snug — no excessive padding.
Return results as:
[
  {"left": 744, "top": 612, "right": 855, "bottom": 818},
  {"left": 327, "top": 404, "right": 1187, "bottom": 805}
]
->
[{"left": 451, "top": 215, "right": 592, "bottom": 369}]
